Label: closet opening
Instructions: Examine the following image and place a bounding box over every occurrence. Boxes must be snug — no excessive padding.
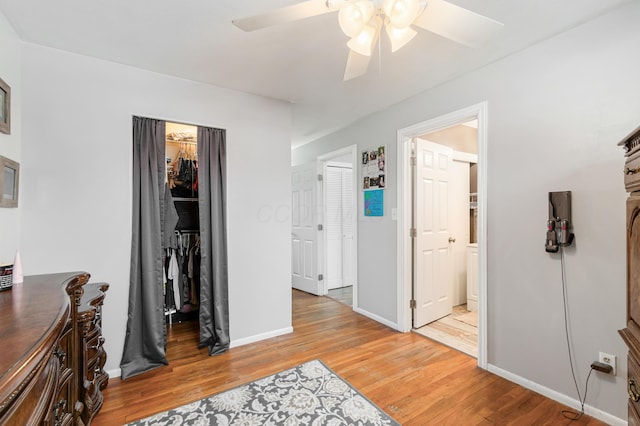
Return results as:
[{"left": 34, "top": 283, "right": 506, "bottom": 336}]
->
[
  {"left": 164, "top": 122, "right": 200, "bottom": 326},
  {"left": 121, "top": 116, "right": 229, "bottom": 380}
]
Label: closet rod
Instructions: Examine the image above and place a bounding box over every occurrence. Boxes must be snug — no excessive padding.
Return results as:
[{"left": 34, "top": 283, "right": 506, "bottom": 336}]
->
[{"left": 166, "top": 139, "right": 197, "bottom": 145}]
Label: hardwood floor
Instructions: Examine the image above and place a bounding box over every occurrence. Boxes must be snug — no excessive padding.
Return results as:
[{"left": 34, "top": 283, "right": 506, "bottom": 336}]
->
[{"left": 95, "top": 290, "right": 605, "bottom": 425}]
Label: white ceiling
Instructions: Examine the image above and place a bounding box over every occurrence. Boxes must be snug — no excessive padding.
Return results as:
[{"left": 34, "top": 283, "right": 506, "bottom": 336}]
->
[{"left": 0, "top": 0, "right": 633, "bottom": 146}]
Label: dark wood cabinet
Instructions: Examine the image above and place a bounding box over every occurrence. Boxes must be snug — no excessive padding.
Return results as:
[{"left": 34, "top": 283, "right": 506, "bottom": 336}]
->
[
  {"left": 620, "top": 126, "right": 640, "bottom": 423},
  {"left": 0, "top": 272, "right": 108, "bottom": 425}
]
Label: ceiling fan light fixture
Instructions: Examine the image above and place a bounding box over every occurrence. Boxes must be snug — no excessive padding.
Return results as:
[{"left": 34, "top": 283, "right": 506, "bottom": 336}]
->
[
  {"left": 347, "top": 24, "right": 377, "bottom": 56},
  {"left": 386, "top": 24, "right": 417, "bottom": 52},
  {"left": 382, "top": 0, "right": 420, "bottom": 28},
  {"left": 338, "top": 1, "right": 375, "bottom": 38}
]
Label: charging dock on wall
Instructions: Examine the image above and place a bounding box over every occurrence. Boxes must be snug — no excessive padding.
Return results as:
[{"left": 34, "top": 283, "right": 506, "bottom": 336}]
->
[{"left": 546, "top": 191, "right": 574, "bottom": 253}]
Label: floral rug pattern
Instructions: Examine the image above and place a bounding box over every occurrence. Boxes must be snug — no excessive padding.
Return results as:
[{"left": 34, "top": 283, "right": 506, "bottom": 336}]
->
[{"left": 127, "top": 359, "right": 399, "bottom": 426}]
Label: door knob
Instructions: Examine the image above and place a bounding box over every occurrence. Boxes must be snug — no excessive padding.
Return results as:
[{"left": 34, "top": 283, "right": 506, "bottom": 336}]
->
[{"left": 449, "top": 237, "right": 456, "bottom": 243}]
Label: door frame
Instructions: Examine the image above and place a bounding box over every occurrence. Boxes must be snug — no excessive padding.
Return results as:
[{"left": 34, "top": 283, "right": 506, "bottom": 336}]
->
[
  {"left": 396, "top": 102, "right": 488, "bottom": 369},
  {"left": 318, "top": 145, "right": 359, "bottom": 307}
]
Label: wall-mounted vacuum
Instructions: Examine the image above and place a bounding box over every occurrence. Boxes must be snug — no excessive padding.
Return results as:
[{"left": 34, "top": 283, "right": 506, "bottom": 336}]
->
[{"left": 546, "top": 191, "right": 574, "bottom": 253}]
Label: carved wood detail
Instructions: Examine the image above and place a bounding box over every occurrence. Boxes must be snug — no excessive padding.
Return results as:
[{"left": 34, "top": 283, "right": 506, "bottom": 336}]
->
[{"left": 0, "top": 272, "right": 108, "bottom": 425}]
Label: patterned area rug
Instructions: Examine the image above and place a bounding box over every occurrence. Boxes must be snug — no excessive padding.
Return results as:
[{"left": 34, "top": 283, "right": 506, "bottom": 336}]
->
[{"left": 127, "top": 359, "right": 399, "bottom": 426}]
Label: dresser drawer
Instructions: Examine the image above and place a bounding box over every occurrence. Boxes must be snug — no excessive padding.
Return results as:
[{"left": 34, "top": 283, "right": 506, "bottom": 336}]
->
[
  {"left": 631, "top": 400, "right": 640, "bottom": 426},
  {"left": 625, "top": 150, "right": 640, "bottom": 193},
  {"left": 629, "top": 355, "right": 640, "bottom": 415}
]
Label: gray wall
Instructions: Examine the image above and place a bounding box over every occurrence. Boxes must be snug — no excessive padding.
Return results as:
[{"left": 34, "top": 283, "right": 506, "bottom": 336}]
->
[
  {"left": 0, "top": 11, "right": 21, "bottom": 265},
  {"left": 293, "top": 3, "right": 640, "bottom": 420},
  {"left": 18, "top": 42, "right": 293, "bottom": 376}
]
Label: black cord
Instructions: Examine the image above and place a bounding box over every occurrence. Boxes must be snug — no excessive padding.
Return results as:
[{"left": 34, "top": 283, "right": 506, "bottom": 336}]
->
[{"left": 559, "top": 246, "right": 593, "bottom": 421}]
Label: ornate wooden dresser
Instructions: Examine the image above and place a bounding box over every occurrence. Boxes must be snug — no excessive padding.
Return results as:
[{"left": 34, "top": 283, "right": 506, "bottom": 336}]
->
[
  {"left": 619, "top": 126, "right": 640, "bottom": 425},
  {"left": 0, "top": 272, "right": 108, "bottom": 425}
]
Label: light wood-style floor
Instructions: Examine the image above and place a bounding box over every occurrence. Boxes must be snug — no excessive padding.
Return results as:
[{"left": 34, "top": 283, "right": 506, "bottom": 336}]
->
[
  {"left": 414, "top": 304, "right": 479, "bottom": 358},
  {"left": 327, "top": 285, "right": 353, "bottom": 306},
  {"left": 94, "top": 290, "right": 605, "bottom": 425}
]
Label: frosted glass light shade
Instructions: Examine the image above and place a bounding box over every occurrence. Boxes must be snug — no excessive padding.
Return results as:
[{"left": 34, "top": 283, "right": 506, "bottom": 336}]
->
[
  {"left": 339, "top": 1, "right": 375, "bottom": 38},
  {"left": 386, "top": 24, "right": 417, "bottom": 52},
  {"left": 347, "top": 24, "right": 376, "bottom": 56},
  {"left": 382, "top": 0, "right": 420, "bottom": 28}
]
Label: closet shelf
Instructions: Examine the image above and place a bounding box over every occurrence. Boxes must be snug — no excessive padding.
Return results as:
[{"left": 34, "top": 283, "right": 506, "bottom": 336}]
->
[{"left": 166, "top": 139, "right": 197, "bottom": 145}]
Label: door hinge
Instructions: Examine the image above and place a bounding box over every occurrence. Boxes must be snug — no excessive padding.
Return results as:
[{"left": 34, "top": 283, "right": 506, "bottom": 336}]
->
[
  {"left": 410, "top": 156, "right": 417, "bottom": 166},
  {"left": 317, "top": 174, "right": 323, "bottom": 181},
  {"left": 410, "top": 228, "right": 417, "bottom": 238},
  {"left": 318, "top": 224, "right": 323, "bottom": 231},
  {"left": 318, "top": 274, "right": 323, "bottom": 281},
  {"left": 410, "top": 299, "right": 416, "bottom": 309}
]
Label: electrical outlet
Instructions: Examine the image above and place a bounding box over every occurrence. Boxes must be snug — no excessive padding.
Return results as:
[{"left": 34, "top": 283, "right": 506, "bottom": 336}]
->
[{"left": 599, "top": 352, "right": 616, "bottom": 376}]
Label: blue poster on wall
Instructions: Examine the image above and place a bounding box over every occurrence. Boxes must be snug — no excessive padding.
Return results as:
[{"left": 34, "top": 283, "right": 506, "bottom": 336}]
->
[{"left": 364, "top": 189, "right": 383, "bottom": 216}]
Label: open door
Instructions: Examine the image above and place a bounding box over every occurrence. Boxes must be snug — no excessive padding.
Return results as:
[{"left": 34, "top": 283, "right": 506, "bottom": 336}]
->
[
  {"left": 292, "top": 162, "right": 322, "bottom": 295},
  {"left": 413, "top": 138, "right": 454, "bottom": 328}
]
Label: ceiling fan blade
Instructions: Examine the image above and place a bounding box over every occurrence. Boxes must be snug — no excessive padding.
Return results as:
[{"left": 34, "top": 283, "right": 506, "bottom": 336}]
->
[
  {"left": 233, "top": 0, "right": 337, "bottom": 32},
  {"left": 412, "top": 0, "right": 503, "bottom": 48},
  {"left": 343, "top": 50, "right": 371, "bottom": 81}
]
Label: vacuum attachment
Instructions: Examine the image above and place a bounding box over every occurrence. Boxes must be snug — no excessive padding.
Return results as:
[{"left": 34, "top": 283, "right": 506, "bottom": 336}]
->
[{"left": 546, "top": 191, "right": 574, "bottom": 253}]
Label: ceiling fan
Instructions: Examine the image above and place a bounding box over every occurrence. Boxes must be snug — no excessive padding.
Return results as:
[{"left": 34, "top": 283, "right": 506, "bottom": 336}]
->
[{"left": 233, "top": 0, "right": 503, "bottom": 81}]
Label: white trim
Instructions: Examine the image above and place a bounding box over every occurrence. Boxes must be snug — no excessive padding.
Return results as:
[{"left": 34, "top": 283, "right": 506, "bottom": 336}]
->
[
  {"left": 354, "top": 306, "right": 401, "bottom": 330},
  {"left": 488, "top": 364, "right": 625, "bottom": 426},
  {"left": 230, "top": 327, "right": 294, "bottom": 348},
  {"left": 107, "top": 368, "right": 122, "bottom": 378},
  {"left": 325, "top": 160, "right": 352, "bottom": 168},
  {"left": 396, "top": 102, "right": 488, "bottom": 370},
  {"left": 318, "top": 145, "right": 359, "bottom": 308},
  {"left": 452, "top": 151, "right": 478, "bottom": 164}
]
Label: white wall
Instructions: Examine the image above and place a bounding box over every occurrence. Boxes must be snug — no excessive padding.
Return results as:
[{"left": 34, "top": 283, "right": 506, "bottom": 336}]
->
[
  {"left": 20, "top": 43, "right": 293, "bottom": 374},
  {"left": 293, "top": 2, "right": 640, "bottom": 421},
  {"left": 0, "top": 11, "right": 21, "bottom": 265}
]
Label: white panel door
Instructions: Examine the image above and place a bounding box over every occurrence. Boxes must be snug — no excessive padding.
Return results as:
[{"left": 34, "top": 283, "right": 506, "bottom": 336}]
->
[
  {"left": 292, "top": 162, "right": 321, "bottom": 295},
  {"left": 325, "top": 165, "right": 355, "bottom": 290},
  {"left": 414, "top": 139, "right": 454, "bottom": 328}
]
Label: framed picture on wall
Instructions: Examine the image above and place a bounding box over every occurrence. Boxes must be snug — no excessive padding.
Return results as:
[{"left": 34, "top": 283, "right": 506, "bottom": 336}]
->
[
  {"left": 0, "top": 77, "right": 10, "bottom": 135},
  {"left": 0, "top": 156, "right": 19, "bottom": 208},
  {"left": 362, "top": 145, "right": 385, "bottom": 190}
]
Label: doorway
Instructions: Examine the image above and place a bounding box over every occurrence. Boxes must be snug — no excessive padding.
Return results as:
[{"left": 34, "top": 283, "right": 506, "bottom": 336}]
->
[
  {"left": 291, "top": 145, "right": 358, "bottom": 307},
  {"left": 396, "top": 102, "right": 488, "bottom": 369},
  {"left": 411, "top": 132, "right": 478, "bottom": 357},
  {"left": 324, "top": 159, "right": 355, "bottom": 306},
  {"left": 320, "top": 146, "right": 358, "bottom": 307}
]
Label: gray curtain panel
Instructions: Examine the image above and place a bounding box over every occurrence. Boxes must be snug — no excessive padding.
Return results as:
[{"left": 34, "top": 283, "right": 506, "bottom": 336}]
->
[
  {"left": 120, "top": 116, "right": 169, "bottom": 379},
  {"left": 197, "top": 126, "right": 230, "bottom": 355}
]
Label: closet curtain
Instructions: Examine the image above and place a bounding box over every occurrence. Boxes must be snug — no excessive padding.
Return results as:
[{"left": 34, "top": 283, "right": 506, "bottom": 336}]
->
[
  {"left": 197, "top": 126, "right": 230, "bottom": 355},
  {"left": 120, "top": 116, "right": 168, "bottom": 379}
]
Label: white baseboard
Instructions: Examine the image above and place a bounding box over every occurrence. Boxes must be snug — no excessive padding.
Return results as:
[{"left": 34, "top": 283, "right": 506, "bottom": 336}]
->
[
  {"left": 353, "top": 306, "right": 400, "bottom": 331},
  {"left": 488, "top": 364, "right": 625, "bottom": 426},
  {"left": 230, "top": 326, "right": 294, "bottom": 348},
  {"left": 107, "top": 368, "right": 121, "bottom": 378}
]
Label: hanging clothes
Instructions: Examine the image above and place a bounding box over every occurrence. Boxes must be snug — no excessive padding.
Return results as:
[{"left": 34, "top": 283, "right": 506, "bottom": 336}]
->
[
  {"left": 163, "top": 184, "right": 179, "bottom": 249},
  {"left": 168, "top": 249, "right": 181, "bottom": 309},
  {"left": 170, "top": 144, "right": 199, "bottom": 199}
]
